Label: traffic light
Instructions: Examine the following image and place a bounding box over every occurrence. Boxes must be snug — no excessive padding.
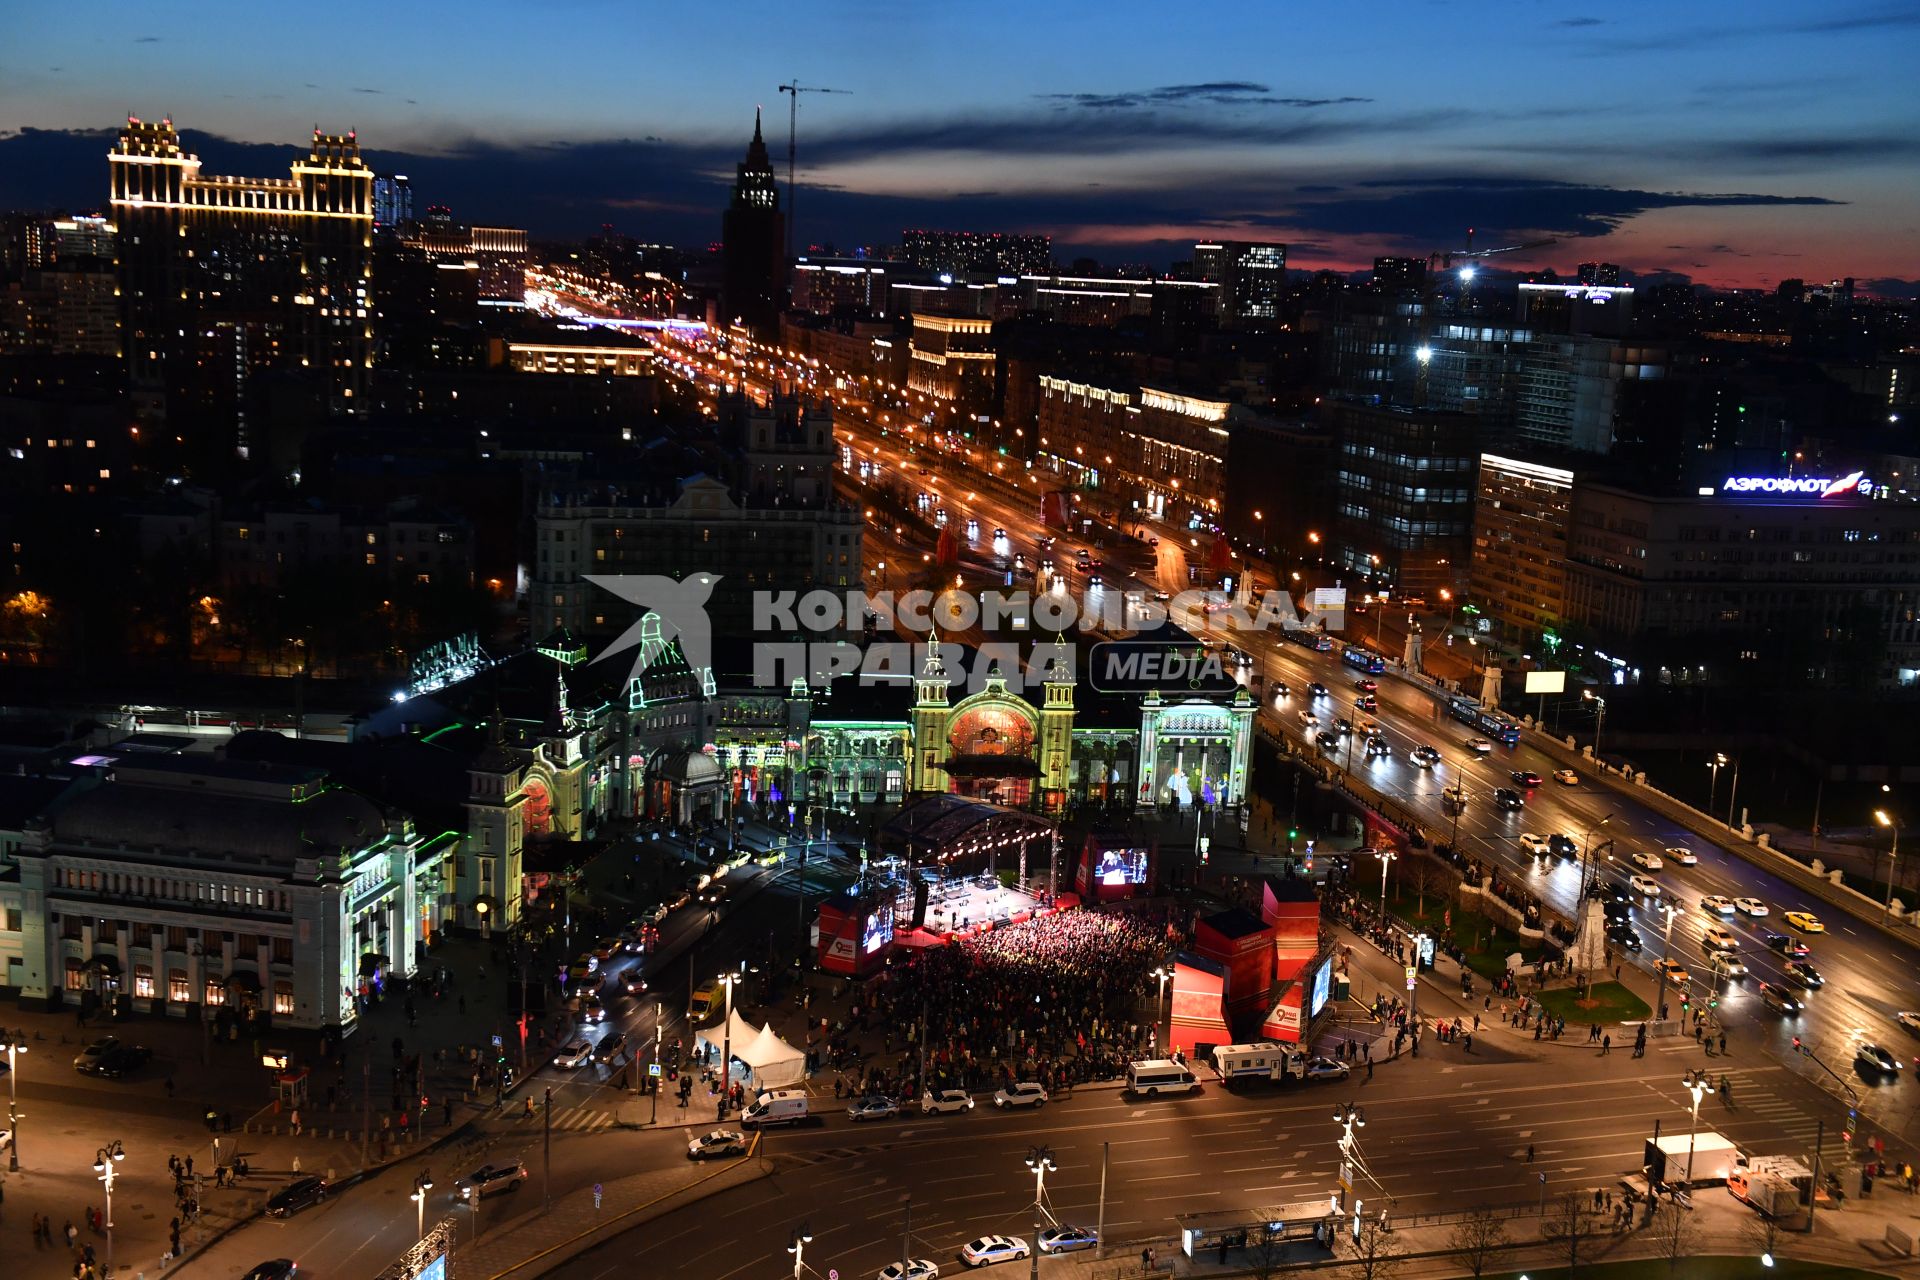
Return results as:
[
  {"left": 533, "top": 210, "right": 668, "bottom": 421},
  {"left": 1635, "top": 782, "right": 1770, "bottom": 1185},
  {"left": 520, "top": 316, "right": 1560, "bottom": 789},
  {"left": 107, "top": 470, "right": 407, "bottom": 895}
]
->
[
  {"left": 1708, "top": 997, "right": 1718, "bottom": 1009},
  {"left": 1289, "top": 828, "right": 1300, "bottom": 842}
]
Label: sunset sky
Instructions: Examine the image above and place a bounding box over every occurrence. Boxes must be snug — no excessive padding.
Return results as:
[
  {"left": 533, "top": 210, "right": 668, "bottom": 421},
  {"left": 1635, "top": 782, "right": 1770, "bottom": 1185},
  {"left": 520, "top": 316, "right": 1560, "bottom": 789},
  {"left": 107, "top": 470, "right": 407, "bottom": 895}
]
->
[{"left": 4, "top": 0, "right": 1916, "bottom": 291}]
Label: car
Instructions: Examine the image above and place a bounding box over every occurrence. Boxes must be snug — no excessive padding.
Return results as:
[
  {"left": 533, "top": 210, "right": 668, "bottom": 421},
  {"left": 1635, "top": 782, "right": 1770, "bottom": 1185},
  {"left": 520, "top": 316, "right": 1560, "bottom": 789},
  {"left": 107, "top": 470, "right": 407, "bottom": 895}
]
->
[
  {"left": 1271, "top": 681, "right": 1291, "bottom": 699},
  {"left": 1602, "top": 899, "right": 1633, "bottom": 923},
  {"left": 1764, "top": 933, "right": 1811, "bottom": 958},
  {"left": 664, "top": 890, "right": 692, "bottom": 912},
  {"left": 960, "top": 1236, "right": 1030, "bottom": 1268},
  {"left": 1784, "top": 911, "right": 1825, "bottom": 933},
  {"left": 575, "top": 992, "right": 608, "bottom": 1023},
  {"left": 241, "top": 1263, "right": 298, "bottom": 1280},
  {"left": 1702, "top": 925, "right": 1740, "bottom": 952},
  {"left": 1410, "top": 745, "right": 1441, "bottom": 768},
  {"left": 574, "top": 952, "right": 602, "bottom": 974},
  {"left": 1857, "top": 1044, "right": 1902, "bottom": 1075},
  {"left": 593, "top": 1031, "right": 628, "bottom": 1065},
  {"left": 847, "top": 1096, "right": 900, "bottom": 1122},
  {"left": 687, "top": 1129, "right": 749, "bottom": 1160},
  {"left": 1548, "top": 834, "right": 1578, "bottom": 859},
  {"left": 1353, "top": 677, "right": 1379, "bottom": 693},
  {"left": 1309, "top": 682, "right": 1330, "bottom": 698},
  {"left": 1354, "top": 695, "right": 1379, "bottom": 714},
  {"left": 1606, "top": 922, "right": 1642, "bottom": 951},
  {"left": 1734, "top": 898, "right": 1769, "bottom": 917},
  {"left": 1493, "top": 787, "right": 1525, "bottom": 811},
  {"left": 1700, "top": 895, "right": 1736, "bottom": 916},
  {"left": 1466, "top": 738, "right": 1495, "bottom": 754},
  {"left": 1666, "top": 847, "right": 1699, "bottom": 866},
  {"left": 878, "top": 1261, "right": 941, "bottom": 1280},
  {"left": 1758, "top": 983, "right": 1804, "bottom": 1015},
  {"left": 1629, "top": 874, "right": 1662, "bottom": 897},
  {"left": 1037, "top": 1226, "right": 1100, "bottom": 1254},
  {"left": 1509, "top": 770, "right": 1544, "bottom": 787},
  {"left": 1315, "top": 731, "right": 1340, "bottom": 753},
  {"left": 1355, "top": 716, "right": 1380, "bottom": 736},
  {"left": 993, "top": 1082, "right": 1048, "bottom": 1109},
  {"left": 1785, "top": 961, "right": 1825, "bottom": 988},
  {"left": 1442, "top": 786, "right": 1469, "bottom": 810},
  {"left": 1629, "top": 850, "right": 1664, "bottom": 872},
  {"left": 1302, "top": 1056, "right": 1351, "bottom": 1081},
  {"left": 1333, "top": 718, "right": 1355, "bottom": 737},
  {"left": 620, "top": 971, "right": 649, "bottom": 996},
  {"left": 265, "top": 1175, "right": 329, "bottom": 1218},
  {"left": 1656, "top": 959, "right": 1691, "bottom": 986},
  {"left": 72, "top": 1037, "right": 121, "bottom": 1072},
  {"left": 920, "top": 1089, "right": 975, "bottom": 1115},
  {"left": 555, "top": 1039, "right": 594, "bottom": 1069},
  {"left": 1709, "top": 954, "right": 1749, "bottom": 979},
  {"left": 1519, "top": 834, "right": 1552, "bottom": 857},
  {"left": 81, "top": 1044, "right": 153, "bottom": 1079},
  {"left": 1898, "top": 1011, "right": 1920, "bottom": 1038},
  {"left": 699, "top": 883, "right": 731, "bottom": 907},
  {"left": 591, "top": 937, "right": 621, "bottom": 962},
  {"left": 1365, "top": 735, "right": 1392, "bottom": 760},
  {"left": 455, "top": 1162, "right": 529, "bottom": 1200},
  {"left": 1297, "top": 710, "right": 1318, "bottom": 728},
  {"left": 1554, "top": 769, "right": 1581, "bottom": 785}
]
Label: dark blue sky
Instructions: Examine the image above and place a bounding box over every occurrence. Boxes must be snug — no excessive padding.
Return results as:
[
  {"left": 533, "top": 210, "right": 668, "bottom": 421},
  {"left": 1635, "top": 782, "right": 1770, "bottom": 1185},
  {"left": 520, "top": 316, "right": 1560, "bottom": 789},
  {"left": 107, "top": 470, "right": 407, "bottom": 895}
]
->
[{"left": 3, "top": 0, "right": 1915, "bottom": 290}]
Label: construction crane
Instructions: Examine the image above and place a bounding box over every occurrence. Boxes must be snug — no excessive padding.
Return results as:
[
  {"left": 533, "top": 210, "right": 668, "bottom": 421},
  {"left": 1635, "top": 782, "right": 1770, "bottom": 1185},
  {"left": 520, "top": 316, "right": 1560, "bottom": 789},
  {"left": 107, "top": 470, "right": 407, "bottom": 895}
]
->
[{"left": 777, "top": 81, "right": 852, "bottom": 266}]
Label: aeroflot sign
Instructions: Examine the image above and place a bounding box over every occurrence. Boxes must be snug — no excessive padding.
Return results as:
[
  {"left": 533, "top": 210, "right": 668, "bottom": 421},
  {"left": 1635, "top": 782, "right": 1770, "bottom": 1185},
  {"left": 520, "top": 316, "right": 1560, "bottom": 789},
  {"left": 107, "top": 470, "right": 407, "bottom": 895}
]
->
[{"left": 1720, "top": 470, "right": 1873, "bottom": 498}]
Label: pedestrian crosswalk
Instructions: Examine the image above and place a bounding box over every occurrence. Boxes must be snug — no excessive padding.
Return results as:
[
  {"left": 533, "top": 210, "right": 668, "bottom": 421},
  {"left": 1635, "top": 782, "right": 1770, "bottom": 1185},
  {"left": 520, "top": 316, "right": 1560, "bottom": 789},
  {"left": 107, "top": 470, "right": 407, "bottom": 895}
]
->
[{"left": 549, "top": 1105, "right": 619, "bottom": 1133}]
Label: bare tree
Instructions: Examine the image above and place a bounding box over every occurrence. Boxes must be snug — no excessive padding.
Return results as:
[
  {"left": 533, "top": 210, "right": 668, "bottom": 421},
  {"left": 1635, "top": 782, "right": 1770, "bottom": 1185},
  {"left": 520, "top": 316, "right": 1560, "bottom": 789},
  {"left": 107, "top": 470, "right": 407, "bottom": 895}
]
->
[
  {"left": 1542, "top": 1189, "right": 1599, "bottom": 1275},
  {"left": 1244, "top": 1224, "right": 1287, "bottom": 1280},
  {"left": 1650, "top": 1198, "right": 1697, "bottom": 1271},
  {"left": 1405, "top": 857, "right": 1442, "bottom": 919},
  {"left": 1744, "top": 1207, "right": 1784, "bottom": 1266},
  {"left": 1346, "top": 1215, "right": 1403, "bottom": 1280},
  {"left": 1449, "top": 1205, "right": 1509, "bottom": 1277}
]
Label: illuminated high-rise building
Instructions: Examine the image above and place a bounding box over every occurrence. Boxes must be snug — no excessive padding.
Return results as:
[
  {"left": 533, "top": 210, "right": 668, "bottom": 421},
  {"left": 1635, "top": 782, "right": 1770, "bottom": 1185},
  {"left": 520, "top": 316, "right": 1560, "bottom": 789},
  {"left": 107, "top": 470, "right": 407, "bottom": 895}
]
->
[
  {"left": 1192, "top": 240, "right": 1286, "bottom": 327},
  {"left": 108, "top": 117, "right": 374, "bottom": 453},
  {"left": 373, "top": 174, "right": 414, "bottom": 229},
  {"left": 720, "top": 110, "right": 786, "bottom": 339}
]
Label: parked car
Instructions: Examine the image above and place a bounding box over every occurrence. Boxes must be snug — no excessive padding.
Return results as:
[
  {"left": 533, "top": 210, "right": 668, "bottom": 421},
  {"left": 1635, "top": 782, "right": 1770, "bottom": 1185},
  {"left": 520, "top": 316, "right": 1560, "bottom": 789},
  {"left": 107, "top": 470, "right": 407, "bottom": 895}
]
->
[
  {"left": 241, "top": 1263, "right": 298, "bottom": 1280},
  {"left": 920, "top": 1089, "right": 975, "bottom": 1115},
  {"left": 847, "top": 1096, "right": 901, "bottom": 1123},
  {"left": 687, "top": 1129, "right": 748, "bottom": 1161},
  {"left": 1302, "top": 1056, "right": 1351, "bottom": 1081},
  {"left": 80, "top": 1044, "right": 152, "bottom": 1079},
  {"left": 265, "top": 1176, "right": 329, "bottom": 1218},
  {"left": 1037, "top": 1225, "right": 1100, "bottom": 1254},
  {"left": 72, "top": 1037, "right": 121, "bottom": 1072},
  {"left": 960, "top": 1237, "right": 1030, "bottom": 1268},
  {"left": 992, "top": 1082, "right": 1048, "bottom": 1109},
  {"left": 455, "top": 1162, "right": 529, "bottom": 1200},
  {"left": 877, "top": 1261, "right": 940, "bottom": 1280}
]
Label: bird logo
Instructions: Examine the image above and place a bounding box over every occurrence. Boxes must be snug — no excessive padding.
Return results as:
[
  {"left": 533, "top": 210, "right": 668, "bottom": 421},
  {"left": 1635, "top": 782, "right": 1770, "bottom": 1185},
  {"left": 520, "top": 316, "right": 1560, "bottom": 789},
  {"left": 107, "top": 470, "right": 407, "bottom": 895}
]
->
[
  {"left": 1820, "top": 470, "right": 1866, "bottom": 498},
  {"left": 585, "top": 574, "right": 721, "bottom": 684}
]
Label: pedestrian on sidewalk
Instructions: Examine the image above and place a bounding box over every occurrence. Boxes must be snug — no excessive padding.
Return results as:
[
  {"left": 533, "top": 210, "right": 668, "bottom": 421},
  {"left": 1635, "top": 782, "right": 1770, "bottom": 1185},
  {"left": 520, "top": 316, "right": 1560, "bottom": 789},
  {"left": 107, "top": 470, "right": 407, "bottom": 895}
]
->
[
  {"left": 291, "top": 1108, "right": 302, "bottom": 1136},
  {"left": 1718, "top": 1031, "right": 1727, "bottom": 1055},
  {"left": 1601, "top": 1033, "right": 1611, "bottom": 1056},
  {"left": 292, "top": 1154, "right": 302, "bottom": 1174}
]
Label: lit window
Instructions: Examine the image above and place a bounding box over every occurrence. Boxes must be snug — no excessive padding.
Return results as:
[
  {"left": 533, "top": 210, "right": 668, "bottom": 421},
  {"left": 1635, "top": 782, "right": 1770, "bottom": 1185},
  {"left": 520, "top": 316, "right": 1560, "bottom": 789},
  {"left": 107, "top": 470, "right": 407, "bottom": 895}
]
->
[{"left": 134, "top": 964, "right": 155, "bottom": 999}]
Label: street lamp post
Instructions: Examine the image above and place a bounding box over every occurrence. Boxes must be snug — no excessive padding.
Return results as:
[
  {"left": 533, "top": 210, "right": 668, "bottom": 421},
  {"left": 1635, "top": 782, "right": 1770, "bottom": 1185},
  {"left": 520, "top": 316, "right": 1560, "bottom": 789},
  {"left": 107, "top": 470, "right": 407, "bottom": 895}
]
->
[
  {"left": 1375, "top": 849, "right": 1398, "bottom": 920},
  {"left": 1708, "top": 754, "right": 1725, "bottom": 822},
  {"left": 1584, "top": 690, "right": 1606, "bottom": 761},
  {"left": 1657, "top": 905, "right": 1683, "bottom": 1021},
  {"left": 0, "top": 1030, "right": 26, "bottom": 1171},
  {"left": 1334, "top": 1103, "right": 1366, "bottom": 1211},
  {"left": 717, "top": 967, "right": 744, "bottom": 1120},
  {"left": 1025, "top": 1146, "right": 1057, "bottom": 1280},
  {"left": 788, "top": 1223, "right": 813, "bottom": 1279},
  {"left": 93, "top": 1139, "right": 125, "bottom": 1274},
  {"left": 1876, "top": 796, "right": 1902, "bottom": 916},
  {"left": 1152, "top": 966, "right": 1171, "bottom": 1048},
  {"left": 1681, "top": 1070, "right": 1710, "bottom": 1185},
  {"left": 411, "top": 1170, "right": 435, "bottom": 1240}
]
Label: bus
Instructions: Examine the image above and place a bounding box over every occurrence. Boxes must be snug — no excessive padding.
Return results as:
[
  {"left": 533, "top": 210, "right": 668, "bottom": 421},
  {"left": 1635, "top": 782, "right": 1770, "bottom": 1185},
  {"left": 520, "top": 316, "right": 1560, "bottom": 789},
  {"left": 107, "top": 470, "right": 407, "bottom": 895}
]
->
[
  {"left": 1283, "top": 627, "right": 1333, "bottom": 653},
  {"left": 1341, "top": 646, "right": 1387, "bottom": 675},
  {"left": 1447, "top": 695, "right": 1521, "bottom": 745}
]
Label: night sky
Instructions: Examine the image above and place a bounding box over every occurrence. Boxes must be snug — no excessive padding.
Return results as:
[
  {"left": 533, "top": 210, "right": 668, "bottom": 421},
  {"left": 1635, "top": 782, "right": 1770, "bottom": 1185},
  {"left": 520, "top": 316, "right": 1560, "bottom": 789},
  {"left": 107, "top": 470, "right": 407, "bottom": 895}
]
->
[{"left": 3, "top": 0, "right": 1916, "bottom": 291}]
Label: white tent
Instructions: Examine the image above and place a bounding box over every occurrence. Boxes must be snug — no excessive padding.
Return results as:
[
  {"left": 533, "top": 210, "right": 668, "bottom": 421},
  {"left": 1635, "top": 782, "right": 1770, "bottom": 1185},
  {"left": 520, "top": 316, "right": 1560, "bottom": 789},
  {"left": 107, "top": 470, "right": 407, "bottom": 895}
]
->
[
  {"left": 693, "top": 1012, "right": 807, "bottom": 1089},
  {"left": 740, "top": 1021, "right": 807, "bottom": 1090}
]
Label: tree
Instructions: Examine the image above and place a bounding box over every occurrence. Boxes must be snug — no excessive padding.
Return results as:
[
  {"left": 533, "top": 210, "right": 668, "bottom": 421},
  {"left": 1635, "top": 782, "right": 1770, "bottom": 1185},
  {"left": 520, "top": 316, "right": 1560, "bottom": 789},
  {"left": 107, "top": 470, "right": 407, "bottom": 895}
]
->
[
  {"left": 1651, "top": 1198, "right": 1697, "bottom": 1271},
  {"left": 1244, "top": 1224, "right": 1287, "bottom": 1280},
  {"left": 1404, "top": 856, "right": 1446, "bottom": 919},
  {"left": 1745, "top": 1206, "right": 1783, "bottom": 1266},
  {"left": 1345, "top": 1214, "right": 1402, "bottom": 1280},
  {"left": 1448, "top": 1204, "right": 1509, "bottom": 1277},
  {"left": 1542, "top": 1189, "right": 1599, "bottom": 1275}
]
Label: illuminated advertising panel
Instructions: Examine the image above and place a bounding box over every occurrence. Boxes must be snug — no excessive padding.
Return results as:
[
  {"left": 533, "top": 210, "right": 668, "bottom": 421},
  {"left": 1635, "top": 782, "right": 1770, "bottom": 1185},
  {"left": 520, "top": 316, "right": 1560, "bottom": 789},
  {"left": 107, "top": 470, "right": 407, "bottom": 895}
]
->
[{"left": 1308, "top": 957, "right": 1333, "bottom": 1020}]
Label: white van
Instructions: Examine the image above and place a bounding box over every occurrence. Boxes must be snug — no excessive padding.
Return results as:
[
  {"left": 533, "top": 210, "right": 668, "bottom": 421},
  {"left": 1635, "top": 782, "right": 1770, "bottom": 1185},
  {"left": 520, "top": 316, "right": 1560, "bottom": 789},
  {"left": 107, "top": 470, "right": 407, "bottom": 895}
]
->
[
  {"left": 741, "top": 1088, "right": 811, "bottom": 1130},
  {"left": 1126, "top": 1059, "right": 1199, "bottom": 1097},
  {"left": 1211, "top": 1042, "right": 1302, "bottom": 1084}
]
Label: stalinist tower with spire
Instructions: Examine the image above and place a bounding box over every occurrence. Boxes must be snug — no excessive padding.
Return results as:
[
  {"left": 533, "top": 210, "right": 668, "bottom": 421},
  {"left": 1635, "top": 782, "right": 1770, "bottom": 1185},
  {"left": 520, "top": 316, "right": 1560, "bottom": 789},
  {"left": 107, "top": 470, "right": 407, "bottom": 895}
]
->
[{"left": 721, "top": 108, "right": 787, "bottom": 339}]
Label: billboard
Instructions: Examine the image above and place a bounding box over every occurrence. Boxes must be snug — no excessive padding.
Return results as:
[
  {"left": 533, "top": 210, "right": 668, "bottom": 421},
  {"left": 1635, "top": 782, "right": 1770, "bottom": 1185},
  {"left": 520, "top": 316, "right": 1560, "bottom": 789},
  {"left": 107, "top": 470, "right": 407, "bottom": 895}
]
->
[
  {"left": 860, "top": 902, "right": 895, "bottom": 955},
  {"left": 1523, "top": 669, "right": 1566, "bottom": 695},
  {"left": 1094, "top": 846, "right": 1151, "bottom": 887},
  {"left": 1308, "top": 957, "right": 1333, "bottom": 1020},
  {"left": 1307, "top": 587, "right": 1348, "bottom": 632}
]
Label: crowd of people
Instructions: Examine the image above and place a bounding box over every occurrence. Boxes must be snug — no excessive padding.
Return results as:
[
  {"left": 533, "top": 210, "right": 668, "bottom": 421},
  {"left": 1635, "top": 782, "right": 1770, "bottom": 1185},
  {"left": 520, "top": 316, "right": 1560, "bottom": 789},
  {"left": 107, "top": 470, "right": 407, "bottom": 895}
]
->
[{"left": 840, "top": 905, "right": 1183, "bottom": 1098}]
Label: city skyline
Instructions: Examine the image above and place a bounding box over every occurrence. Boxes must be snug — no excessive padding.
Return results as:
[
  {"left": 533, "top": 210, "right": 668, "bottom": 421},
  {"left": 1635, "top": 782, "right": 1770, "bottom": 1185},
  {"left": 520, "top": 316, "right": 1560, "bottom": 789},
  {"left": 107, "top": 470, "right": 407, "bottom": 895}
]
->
[{"left": 3, "top": 0, "right": 1917, "bottom": 291}]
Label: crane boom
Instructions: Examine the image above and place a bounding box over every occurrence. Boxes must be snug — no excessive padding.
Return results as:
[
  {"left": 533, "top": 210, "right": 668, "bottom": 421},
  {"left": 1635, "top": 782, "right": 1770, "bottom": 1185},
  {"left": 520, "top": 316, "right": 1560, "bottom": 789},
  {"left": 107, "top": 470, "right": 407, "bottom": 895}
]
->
[{"left": 778, "top": 81, "right": 853, "bottom": 266}]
